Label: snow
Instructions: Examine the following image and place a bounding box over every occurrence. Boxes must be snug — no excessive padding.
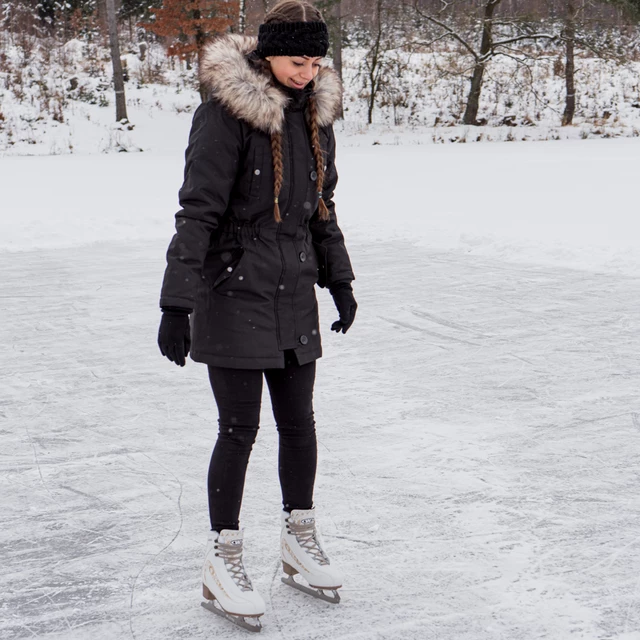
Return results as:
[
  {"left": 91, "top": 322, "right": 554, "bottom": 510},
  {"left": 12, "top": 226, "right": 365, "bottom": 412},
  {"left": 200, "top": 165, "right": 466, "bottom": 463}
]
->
[
  {"left": 340, "top": 45, "right": 640, "bottom": 133},
  {"left": 3, "top": 36, "right": 640, "bottom": 156},
  {"left": 3, "top": 133, "right": 639, "bottom": 275},
  {"left": 2, "top": 130, "right": 640, "bottom": 639}
]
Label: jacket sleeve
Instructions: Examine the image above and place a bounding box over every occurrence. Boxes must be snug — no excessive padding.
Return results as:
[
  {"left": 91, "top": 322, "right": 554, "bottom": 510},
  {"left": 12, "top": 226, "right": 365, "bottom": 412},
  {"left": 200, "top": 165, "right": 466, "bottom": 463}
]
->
[
  {"left": 159, "top": 101, "right": 243, "bottom": 310},
  {"left": 309, "top": 125, "right": 355, "bottom": 289}
]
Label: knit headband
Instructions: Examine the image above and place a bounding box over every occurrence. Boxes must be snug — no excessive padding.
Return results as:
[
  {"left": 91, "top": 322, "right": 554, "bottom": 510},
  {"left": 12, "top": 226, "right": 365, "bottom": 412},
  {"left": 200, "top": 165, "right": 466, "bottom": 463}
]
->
[{"left": 256, "top": 21, "right": 329, "bottom": 58}]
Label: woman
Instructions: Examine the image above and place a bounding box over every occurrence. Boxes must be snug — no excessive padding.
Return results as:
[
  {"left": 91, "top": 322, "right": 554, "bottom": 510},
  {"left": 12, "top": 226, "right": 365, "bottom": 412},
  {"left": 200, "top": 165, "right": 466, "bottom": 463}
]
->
[{"left": 157, "top": 0, "right": 356, "bottom": 631}]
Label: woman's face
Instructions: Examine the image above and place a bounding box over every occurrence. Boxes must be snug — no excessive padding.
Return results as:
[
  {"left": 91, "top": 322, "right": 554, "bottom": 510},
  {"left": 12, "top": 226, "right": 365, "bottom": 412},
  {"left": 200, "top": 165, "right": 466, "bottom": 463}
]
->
[{"left": 267, "top": 56, "right": 322, "bottom": 89}]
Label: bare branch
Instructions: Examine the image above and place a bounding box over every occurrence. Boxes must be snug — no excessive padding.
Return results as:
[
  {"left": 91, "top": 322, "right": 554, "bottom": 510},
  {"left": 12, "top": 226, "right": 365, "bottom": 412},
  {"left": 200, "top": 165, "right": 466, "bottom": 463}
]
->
[
  {"left": 413, "top": 1, "right": 479, "bottom": 61},
  {"left": 417, "top": 32, "right": 457, "bottom": 49},
  {"left": 492, "top": 33, "right": 557, "bottom": 49},
  {"left": 563, "top": 34, "right": 626, "bottom": 64},
  {"left": 491, "top": 50, "right": 562, "bottom": 116}
]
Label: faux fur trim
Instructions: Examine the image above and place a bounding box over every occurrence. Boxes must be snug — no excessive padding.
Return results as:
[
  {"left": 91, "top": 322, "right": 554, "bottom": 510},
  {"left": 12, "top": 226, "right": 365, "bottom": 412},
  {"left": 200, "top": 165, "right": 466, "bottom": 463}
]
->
[{"left": 199, "top": 34, "right": 342, "bottom": 135}]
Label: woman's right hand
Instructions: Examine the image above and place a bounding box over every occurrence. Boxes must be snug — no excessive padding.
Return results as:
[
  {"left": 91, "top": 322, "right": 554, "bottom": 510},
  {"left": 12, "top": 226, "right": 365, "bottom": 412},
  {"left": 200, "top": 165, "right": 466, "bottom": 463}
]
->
[{"left": 158, "top": 307, "right": 191, "bottom": 367}]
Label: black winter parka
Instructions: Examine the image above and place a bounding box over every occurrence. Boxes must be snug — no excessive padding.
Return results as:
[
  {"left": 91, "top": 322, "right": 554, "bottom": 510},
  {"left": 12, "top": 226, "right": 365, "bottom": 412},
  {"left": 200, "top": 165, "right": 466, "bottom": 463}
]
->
[{"left": 159, "top": 35, "right": 354, "bottom": 369}]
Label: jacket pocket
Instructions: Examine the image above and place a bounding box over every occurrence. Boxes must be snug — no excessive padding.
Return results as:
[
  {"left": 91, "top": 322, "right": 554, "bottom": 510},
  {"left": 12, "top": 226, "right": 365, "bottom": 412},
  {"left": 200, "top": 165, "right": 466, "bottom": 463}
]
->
[{"left": 207, "top": 247, "right": 246, "bottom": 290}]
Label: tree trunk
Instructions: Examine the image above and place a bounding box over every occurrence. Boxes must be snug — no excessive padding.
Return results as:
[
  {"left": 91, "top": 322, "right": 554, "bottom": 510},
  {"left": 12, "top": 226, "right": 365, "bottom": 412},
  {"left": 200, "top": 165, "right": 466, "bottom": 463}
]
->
[
  {"left": 367, "top": 68, "right": 376, "bottom": 124},
  {"left": 462, "top": 0, "right": 501, "bottom": 125},
  {"left": 562, "top": 1, "right": 576, "bottom": 126},
  {"left": 367, "top": 0, "right": 382, "bottom": 125},
  {"left": 105, "top": 0, "right": 128, "bottom": 122},
  {"left": 96, "top": 0, "right": 107, "bottom": 37},
  {"left": 332, "top": 0, "right": 344, "bottom": 119},
  {"left": 197, "top": 30, "right": 208, "bottom": 103},
  {"left": 239, "top": 0, "right": 246, "bottom": 33},
  {"left": 464, "top": 63, "right": 486, "bottom": 125}
]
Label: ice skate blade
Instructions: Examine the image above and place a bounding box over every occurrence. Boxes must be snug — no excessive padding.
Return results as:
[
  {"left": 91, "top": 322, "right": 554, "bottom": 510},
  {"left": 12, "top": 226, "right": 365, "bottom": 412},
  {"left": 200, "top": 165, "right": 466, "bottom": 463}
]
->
[
  {"left": 281, "top": 575, "right": 341, "bottom": 604},
  {"left": 201, "top": 600, "right": 263, "bottom": 633}
]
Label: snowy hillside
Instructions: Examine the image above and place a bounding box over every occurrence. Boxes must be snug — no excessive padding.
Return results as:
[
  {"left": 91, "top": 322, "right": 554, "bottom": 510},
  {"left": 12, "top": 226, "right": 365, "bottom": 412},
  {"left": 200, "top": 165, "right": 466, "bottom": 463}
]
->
[{"left": 2, "top": 33, "right": 640, "bottom": 156}]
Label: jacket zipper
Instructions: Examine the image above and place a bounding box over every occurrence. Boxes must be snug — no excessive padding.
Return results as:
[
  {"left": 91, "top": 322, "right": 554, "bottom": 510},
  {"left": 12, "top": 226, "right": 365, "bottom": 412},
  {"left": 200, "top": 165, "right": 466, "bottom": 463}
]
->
[{"left": 285, "top": 118, "right": 299, "bottom": 340}]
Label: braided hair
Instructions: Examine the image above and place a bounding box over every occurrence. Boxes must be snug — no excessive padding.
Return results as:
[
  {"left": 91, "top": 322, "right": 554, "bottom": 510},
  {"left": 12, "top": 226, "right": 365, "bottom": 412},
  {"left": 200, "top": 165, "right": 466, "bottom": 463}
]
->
[
  {"left": 270, "top": 131, "right": 285, "bottom": 223},
  {"left": 307, "top": 95, "right": 330, "bottom": 221}
]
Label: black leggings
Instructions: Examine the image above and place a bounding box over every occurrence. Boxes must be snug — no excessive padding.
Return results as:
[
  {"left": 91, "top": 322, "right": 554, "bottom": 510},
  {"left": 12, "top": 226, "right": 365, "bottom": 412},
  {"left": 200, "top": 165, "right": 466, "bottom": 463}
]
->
[{"left": 207, "top": 351, "right": 317, "bottom": 532}]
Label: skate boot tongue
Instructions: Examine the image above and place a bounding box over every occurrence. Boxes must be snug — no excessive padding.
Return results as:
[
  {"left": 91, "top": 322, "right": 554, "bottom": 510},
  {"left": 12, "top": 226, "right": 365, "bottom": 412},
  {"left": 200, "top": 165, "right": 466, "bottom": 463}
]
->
[
  {"left": 289, "top": 509, "right": 316, "bottom": 527},
  {"left": 218, "top": 529, "right": 244, "bottom": 546},
  {"left": 216, "top": 530, "right": 252, "bottom": 591},
  {"left": 287, "top": 509, "right": 329, "bottom": 566}
]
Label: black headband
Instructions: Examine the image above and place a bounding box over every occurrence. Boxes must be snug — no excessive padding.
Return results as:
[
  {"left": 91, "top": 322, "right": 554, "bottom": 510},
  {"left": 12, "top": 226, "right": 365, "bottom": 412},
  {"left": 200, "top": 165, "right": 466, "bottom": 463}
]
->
[{"left": 256, "top": 21, "right": 329, "bottom": 58}]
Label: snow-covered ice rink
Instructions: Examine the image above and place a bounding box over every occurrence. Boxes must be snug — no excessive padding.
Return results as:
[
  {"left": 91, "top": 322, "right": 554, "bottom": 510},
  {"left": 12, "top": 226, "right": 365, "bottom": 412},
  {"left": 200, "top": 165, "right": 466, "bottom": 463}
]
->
[{"left": 2, "top": 134, "right": 640, "bottom": 639}]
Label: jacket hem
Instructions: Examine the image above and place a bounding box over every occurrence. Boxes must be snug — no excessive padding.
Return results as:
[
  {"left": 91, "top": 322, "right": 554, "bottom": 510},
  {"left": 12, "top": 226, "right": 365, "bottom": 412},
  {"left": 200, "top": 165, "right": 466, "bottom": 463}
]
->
[
  {"left": 292, "top": 347, "right": 322, "bottom": 367},
  {"left": 190, "top": 347, "right": 322, "bottom": 369},
  {"left": 191, "top": 349, "right": 285, "bottom": 370}
]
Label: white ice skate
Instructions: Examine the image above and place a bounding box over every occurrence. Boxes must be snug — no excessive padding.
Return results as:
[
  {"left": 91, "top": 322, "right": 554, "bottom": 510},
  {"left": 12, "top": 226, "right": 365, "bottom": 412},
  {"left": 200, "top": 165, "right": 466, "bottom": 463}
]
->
[
  {"left": 280, "top": 508, "right": 342, "bottom": 604},
  {"left": 201, "top": 529, "right": 265, "bottom": 632}
]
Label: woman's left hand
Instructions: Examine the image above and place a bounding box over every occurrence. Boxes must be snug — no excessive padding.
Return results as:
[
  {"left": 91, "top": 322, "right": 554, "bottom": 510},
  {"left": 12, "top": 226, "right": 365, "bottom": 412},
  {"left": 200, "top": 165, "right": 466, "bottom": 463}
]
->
[{"left": 330, "top": 283, "right": 357, "bottom": 334}]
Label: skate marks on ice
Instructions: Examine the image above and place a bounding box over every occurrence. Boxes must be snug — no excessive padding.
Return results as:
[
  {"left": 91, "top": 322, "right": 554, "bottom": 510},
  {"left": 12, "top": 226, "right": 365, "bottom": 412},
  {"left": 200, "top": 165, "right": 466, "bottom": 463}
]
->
[
  {"left": 379, "top": 315, "right": 482, "bottom": 348},
  {"left": 312, "top": 242, "right": 640, "bottom": 639},
  {"left": 2, "top": 240, "right": 640, "bottom": 639},
  {"left": 0, "top": 244, "right": 205, "bottom": 640},
  {"left": 380, "top": 301, "right": 495, "bottom": 348}
]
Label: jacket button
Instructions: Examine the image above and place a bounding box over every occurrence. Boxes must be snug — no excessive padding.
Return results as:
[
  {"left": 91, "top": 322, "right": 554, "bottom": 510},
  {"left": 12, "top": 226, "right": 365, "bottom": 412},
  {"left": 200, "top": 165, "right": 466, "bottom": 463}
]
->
[
  {"left": 254, "top": 169, "right": 261, "bottom": 175},
  {"left": 310, "top": 170, "right": 318, "bottom": 181},
  {"left": 299, "top": 251, "right": 307, "bottom": 262},
  {"left": 299, "top": 335, "right": 309, "bottom": 345}
]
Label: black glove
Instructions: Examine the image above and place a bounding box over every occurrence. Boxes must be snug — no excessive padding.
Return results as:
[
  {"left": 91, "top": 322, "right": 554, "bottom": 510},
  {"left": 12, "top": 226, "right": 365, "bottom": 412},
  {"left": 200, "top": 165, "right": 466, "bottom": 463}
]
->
[
  {"left": 158, "top": 307, "right": 191, "bottom": 366},
  {"left": 330, "top": 282, "right": 357, "bottom": 334}
]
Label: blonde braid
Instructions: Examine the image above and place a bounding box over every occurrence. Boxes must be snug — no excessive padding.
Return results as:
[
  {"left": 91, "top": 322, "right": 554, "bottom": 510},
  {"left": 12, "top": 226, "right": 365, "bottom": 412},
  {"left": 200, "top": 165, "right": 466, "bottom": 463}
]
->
[
  {"left": 270, "top": 131, "right": 284, "bottom": 223},
  {"left": 307, "top": 95, "right": 329, "bottom": 221}
]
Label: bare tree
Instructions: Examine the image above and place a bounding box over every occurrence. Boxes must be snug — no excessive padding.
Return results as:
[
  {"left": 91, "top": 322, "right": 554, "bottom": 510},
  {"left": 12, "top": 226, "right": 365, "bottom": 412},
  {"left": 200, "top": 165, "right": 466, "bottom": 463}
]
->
[
  {"left": 239, "top": 0, "right": 246, "bottom": 32},
  {"left": 554, "top": 0, "right": 637, "bottom": 126},
  {"left": 558, "top": 0, "right": 640, "bottom": 126},
  {"left": 561, "top": 0, "right": 577, "bottom": 125},
  {"left": 332, "top": 0, "right": 343, "bottom": 81},
  {"left": 105, "top": 0, "right": 128, "bottom": 121},
  {"left": 352, "top": 0, "right": 414, "bottom": 124},
  {"left": 317, "top": 0, "right": 345, "bottom": 117},
  {"left": 464, "top": 0, "right": 501, "bottom": 124},
  {"left": 415, "top": 1, "right": 557, "bottom": 125},
  {"left": 363, "top": 0, "right": 384, "bottom": 124}
]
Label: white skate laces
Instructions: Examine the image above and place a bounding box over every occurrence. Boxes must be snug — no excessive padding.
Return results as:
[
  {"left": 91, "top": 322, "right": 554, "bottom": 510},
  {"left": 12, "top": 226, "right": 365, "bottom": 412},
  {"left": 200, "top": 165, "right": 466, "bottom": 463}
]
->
[
  {"left": 286, "top": 517, "right": 330, "bottom": 566},
  {"left": 214, "top": 538, "right": 253, "bottom": 592}
]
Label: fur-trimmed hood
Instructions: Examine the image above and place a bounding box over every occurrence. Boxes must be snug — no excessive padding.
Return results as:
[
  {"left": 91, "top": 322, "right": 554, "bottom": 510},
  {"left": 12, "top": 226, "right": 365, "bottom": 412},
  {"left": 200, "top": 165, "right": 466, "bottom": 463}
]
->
[{"left": 199, "top": 34, "right": 342, "bottom": 135}]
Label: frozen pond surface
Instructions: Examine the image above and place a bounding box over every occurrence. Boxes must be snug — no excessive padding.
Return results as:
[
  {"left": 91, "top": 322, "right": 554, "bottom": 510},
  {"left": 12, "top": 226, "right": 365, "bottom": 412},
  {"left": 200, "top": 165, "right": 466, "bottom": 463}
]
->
[
  {"left": 2, "top": 240, "right": 640, "bottom": 639},
  {"left": 1, "top": 138, "right": 640, "bottom": 639}
]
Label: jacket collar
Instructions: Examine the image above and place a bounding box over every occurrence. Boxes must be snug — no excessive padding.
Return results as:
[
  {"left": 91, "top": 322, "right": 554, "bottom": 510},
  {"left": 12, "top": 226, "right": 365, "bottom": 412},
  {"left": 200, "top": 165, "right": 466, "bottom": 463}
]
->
[{"left": 199, "top": 34, "right": 343, "bottom": 135}]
